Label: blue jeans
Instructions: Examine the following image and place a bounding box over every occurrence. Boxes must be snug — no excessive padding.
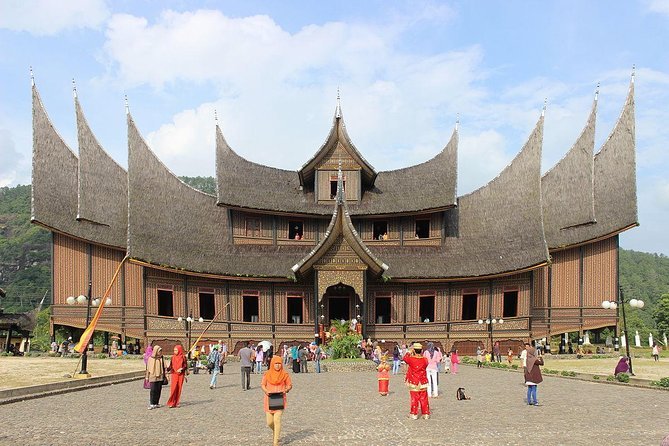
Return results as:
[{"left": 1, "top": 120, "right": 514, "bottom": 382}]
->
[
  {"left": 392, "top": 359, "right": 400, "bottom": 374},
  {"left": 315, "top": 359, "right": 321, "bottom": 373},
  {"left": 256, "top": 361, "right": 263, "bottom": 373},
  {"left": 527, "top": 385, "right": 538, "bottom": 404},
  {"left": 210, "top": 368, "right": 219, "bottom": 387}
]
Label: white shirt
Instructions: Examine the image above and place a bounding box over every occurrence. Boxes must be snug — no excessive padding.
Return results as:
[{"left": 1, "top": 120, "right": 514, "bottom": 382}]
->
[{"left": 520, "top": 349, "right": 527, "bottom": 368}]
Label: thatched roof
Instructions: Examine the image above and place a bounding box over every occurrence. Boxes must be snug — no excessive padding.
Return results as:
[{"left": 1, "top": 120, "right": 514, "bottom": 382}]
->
[
  {"left": 31, "top": 85, "right": 123, "bottom": 248},
  {"left": 31, "top": 82, "right": 637, "bottom": 280},
  {"left": 216, "top": 118, "right": 458, "bottom": 216},
  {"left": 542, "top": 79, "right": 637, "bottom": 249},
  {"left": 374, "top": 115, "right": 549, "bottom": 278},
  {"left": 75, "top": 97, "right": 128, "bottom": 247}
]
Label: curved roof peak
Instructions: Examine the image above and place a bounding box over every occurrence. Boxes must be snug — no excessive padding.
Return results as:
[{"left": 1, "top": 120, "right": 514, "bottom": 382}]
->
[{"left": 298, "top": 98, "right": 377, "bottom": 187}]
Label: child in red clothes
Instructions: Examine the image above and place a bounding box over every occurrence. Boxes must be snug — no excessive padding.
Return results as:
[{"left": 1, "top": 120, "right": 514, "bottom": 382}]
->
[
  {"left": 377, "top": 358, "right": 390, "bottom": 396},
  {"left": 403, "top": 342, "right": 430, "bottom": 419}
]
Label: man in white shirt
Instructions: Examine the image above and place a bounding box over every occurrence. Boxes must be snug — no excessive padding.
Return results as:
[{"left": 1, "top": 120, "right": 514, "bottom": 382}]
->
[{"left": 520, "top": 342, "right": 530, "bottom": 368}]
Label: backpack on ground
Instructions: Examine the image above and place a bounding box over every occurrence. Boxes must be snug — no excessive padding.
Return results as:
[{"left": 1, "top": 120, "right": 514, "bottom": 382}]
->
[{"left": 456, "top": 387, "right": 470, "bottom": 400}]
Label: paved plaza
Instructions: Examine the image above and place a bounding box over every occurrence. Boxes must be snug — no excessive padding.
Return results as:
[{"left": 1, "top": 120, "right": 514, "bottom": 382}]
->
[{"left": 2, "top": 363, "right": 668, "bottom": 446}]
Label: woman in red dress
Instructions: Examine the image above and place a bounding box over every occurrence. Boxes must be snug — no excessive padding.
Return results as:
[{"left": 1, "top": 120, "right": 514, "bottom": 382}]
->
[
  {"left": 377, "top": 358, "right": 390, "bottom": 396},
  {"left": 167, "top": 344, "right": 188, "bottom": 408}
]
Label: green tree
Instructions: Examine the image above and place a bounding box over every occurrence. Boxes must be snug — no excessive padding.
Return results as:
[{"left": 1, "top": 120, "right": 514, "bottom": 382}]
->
[
  {"left": 325, "top": 320, "right": 362, "bottom": 359},
  {"left": 653, "top": 293, "right": 669, "bottom": 336}
]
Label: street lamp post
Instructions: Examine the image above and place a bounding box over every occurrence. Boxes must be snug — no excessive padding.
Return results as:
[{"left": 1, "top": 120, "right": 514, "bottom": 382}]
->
[
  {"left": 478, "top": 313, "right": 504, "bottom": 353},
  {"left": 602, "top": 286, "right": 644, "bottom": 375},
  {"left": 67, "top": 280, "right": 111, "bottom": 376},
  {"left": 177, "top": 311, "right": 204, "bottom": 359}
]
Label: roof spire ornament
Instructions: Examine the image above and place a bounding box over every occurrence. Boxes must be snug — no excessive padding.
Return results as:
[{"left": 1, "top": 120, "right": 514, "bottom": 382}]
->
[
  {"left": 335, "top": 87, "right": 341, "bottom": 119},
  {"left": 542, "top": 98, "right": 547, "bottom": 117},
  {"left": 124, "top": 94, "right": 129, "bottom": 115},
  {"left": 72, "top": 78, "right": 77, "bottom": 99},
  {"left": 631, "top": 64, "right": 635, "bottom": 83},
  {"left": 336, "top": 159, "right": 344, "bottom": 204},
  {"left": 455, "top": 113, "right": 460, "bottom": 131},
  {"left": 30, "top": 66, "right": 34, "bottom": 87},
  {"left": 595, "top": 82, "right": 600, "bottom": 101},
  {"left": 214, "top": 109, "right": 218, "bottom": 123}
]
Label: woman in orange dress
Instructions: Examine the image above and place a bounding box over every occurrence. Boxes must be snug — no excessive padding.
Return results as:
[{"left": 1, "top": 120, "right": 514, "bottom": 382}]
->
[
  {"left": 167, "top": 344, "right": 188, "bottom": 408},
  {"left": 261, "top": 356, "right": 293, "bottom": 446}
]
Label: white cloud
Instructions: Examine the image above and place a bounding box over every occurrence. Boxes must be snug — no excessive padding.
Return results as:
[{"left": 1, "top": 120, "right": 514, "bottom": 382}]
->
[
  {"left": 0, "top": 0, "right": 109, "bottom": 35},
  {"left": 647, "top": 0, "right": 669, "bottom": 16}
]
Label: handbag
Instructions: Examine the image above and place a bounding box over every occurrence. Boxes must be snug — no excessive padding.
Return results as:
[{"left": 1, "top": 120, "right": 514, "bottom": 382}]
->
[
  {"left": 143, "top": 378, "right": 151, "bottom": 389},
  {"left": 161, "top": 359, "right": 169, "bottom": 386},
  {"left": 268, "top": 392, "right": 284, "bottom": 411}
]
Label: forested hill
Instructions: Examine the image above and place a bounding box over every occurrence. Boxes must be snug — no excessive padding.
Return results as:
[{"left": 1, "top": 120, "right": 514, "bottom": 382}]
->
[{"left": 1, "top": 181, "right": 668, "bottom": 336}]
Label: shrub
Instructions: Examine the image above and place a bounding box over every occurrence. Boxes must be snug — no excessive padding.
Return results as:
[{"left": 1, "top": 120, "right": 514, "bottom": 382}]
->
[
  {"left": 560, "top": 370, "right": 577, "bottom": 377},
  {"left": 543, "top": 368, "right": 558, "bottom": 375},
  {"left": 606, "top": 375, "right": 616, "bottom": 382},
  {"left": 651, "top": 377, "right": 669, "bottom": 388},
  {"left": 593, "top": 375, "right": 600, "bottom": 380},
  {"left": 97, "top": 353, "right": 108, "bottom": 359},
  {"left": 616, "top": 373, "right": 630, "bottom": 383},
  {"left": 511, "top": 364, "right": 519, "bottom": 370}
]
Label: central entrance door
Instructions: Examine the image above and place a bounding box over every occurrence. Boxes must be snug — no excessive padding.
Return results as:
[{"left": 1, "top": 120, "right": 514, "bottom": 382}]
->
[
  {"left": 329, "top": 297, "right": 350, "bottom": 321},
  {"left": 324, "top": 283, "right": 357, "bottom": 324}
]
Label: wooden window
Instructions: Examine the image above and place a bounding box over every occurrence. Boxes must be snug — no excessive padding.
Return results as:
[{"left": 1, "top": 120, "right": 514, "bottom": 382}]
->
[
  {"left": 243, "top": 294, "right": 259, "bottom": 322},
  {"left": 373, "top": 221, "right": 388, "bottom": 240},
  {"left": 288, "top": 221, "right": 304, "bottom": 240},
  {"left": 199, "top": 291, "right": 215, "bottom": 320},
  {"left": 157, "top": 289, "right": 174, "bottom": 317},
  {"left": 415, "top": 219, "right": 430, "bottom": 239},
  {"left": 461, "top": 293, "right": 478, "bottom": 320},
  {"left": 503, "top": 290, "right": 519, "bottom": 318},
  {"left": 330, "top": 177, "right": 346, "bottom": 199},
  {"left": 287, "top": 296, "right": 304, "bottom": 324},
  {"left": 375, "top": 297, "right": 391, "bottom": 324},
  {"left": 419, "top": 295, "right": 435, "bottom": 322},
  {"left": 245, "top": 217, "right": 261, "bottom": 237}
]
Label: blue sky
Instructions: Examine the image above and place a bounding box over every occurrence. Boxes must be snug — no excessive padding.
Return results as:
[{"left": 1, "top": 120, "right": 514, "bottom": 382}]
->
[{"left": 1, "top": 1, "right": 667, "bottom": 255}]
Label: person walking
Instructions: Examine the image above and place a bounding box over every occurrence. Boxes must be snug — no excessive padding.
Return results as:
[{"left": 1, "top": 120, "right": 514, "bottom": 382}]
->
[
  {"left": 261, "top": 356, "right": 292, "bottom": 446},
  {"left": 145, "top": 345, "right": 166, "bottom": 409},
  {"left": 314, "top": 344, "right": 322, "bottom": 373},
  {"left": 299, "top": 345, "right": 309, "bottom": 373},
  {"left": 524, "top": 345, "right": 543, "bottom": 406},
  {"left": 423, "top": 342, "right": 442, "bottom": 398},
  {"left": 255, "top": 345, "right": 265, "bottom": 374},
  {"left": 652, "top": 343, "right": 660, "bottom": 361},
  {"left": 239, "top": 342, "right": 254, "bottom": 390},
  {"left": 493, "top": 341, "right": 502, "bottom": 363},
  {"left": 450, "top": 349, "right": 460, "bottom": 374},
  {"left": 167, "top": 345, "right": 188, "bottom": 408},
  {"left": 507, "top": 347, "right": 514, "bottom": 365},
  {"left": 404, "top": 342, "right": 430, "bottom": 420},
  {"left": 476, "top": 345, "right": 484, "bottom": 368},
  {"left": 290, "top": 345, "right": 299, "bottom": 373},
  {"left": 208, "top": 345, "right": 222, "bottom": 389},
  {"left": 143, "top": 341, "right": 154, "bottom": 365},
  {"left": 392, "top": 344, "right": 401, "bottom": 375}
]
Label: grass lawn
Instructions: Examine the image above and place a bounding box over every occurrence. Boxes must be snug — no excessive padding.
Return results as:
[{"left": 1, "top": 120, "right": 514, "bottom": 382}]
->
[
  {"left": 542, "top": 355, "right": 669, "bottom": 380},
  {"left": 0, "top": 356, "right": 145, "bottom": 390}
]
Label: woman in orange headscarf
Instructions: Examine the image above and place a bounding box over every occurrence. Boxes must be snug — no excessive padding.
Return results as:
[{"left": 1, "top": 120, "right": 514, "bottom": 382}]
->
[
  {"left": 261, "top": 356, "right": 292, "bottom": 446},
  {"left": 167, "top": 344, "right": 188, "bottom": 408}
]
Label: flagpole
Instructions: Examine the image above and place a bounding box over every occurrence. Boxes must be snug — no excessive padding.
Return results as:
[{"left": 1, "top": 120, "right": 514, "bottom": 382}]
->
[{"left": 187, "top": 302, "right": 230, "bottom": 356}]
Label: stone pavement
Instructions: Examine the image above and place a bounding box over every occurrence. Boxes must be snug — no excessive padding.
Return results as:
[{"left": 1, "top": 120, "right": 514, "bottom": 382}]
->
[{"left": 2, "top": 363, "right": 668, "bottom": 446}]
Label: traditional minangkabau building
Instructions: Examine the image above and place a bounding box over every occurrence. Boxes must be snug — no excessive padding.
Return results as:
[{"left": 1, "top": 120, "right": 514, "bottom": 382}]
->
[{"left": 31, "top": 75, "right": 637, "bottom": 355}]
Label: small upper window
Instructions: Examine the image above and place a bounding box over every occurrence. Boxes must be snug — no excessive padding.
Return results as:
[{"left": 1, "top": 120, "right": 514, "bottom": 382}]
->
[
  {"left": 373, "top": 221, "right": 389, "bottom": 240},
  {"left": 289, "top": 221, "right": 304, "bottom": 240},
  {"left": 415, "top": 219, "right": 430, "bottom": 239},
  {"left": 329, "top": 177, "right": 346, "bottom": 199},
  {"left": 245, "top": 218, "right": 261, "bottom": 237}
]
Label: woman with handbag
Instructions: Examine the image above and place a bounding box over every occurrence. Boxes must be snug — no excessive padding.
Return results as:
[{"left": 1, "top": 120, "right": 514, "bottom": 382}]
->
[
  {"left": 261, "top": 356, "right": 292, "bottom": 446},
  {"left": 167, "top": 344, "right": 188, "bottom": 408},
  {"left": 524, "top": 346, "right": 543, "bottom": 406},
  {"left": 144, "top": 345, "right": 167, "bottom": 409}
]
